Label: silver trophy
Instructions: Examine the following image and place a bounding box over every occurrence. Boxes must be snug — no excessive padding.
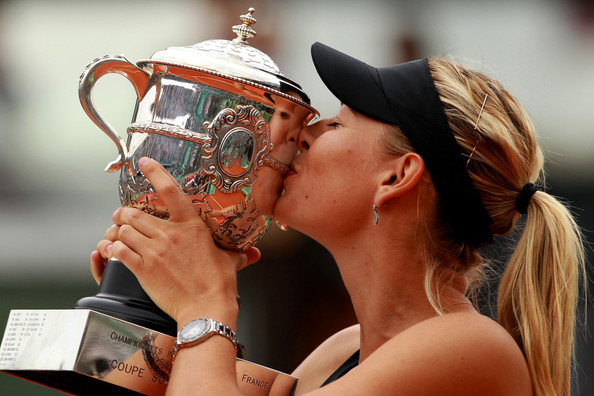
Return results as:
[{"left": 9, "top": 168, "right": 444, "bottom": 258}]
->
[
  {"left": 81, "top": 7, "right": 316, "bottom": 249},
  {"left": 0, "top": 8, "right": 317, "bottom": 395}
]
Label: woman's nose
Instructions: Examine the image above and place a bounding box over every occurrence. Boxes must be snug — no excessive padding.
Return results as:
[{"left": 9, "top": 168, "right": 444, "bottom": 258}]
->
[{"left": 297, "top": 119, "right": 328, "bottom": 152}]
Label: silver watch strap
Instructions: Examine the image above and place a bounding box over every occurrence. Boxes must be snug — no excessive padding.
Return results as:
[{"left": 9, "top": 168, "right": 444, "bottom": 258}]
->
[
  {"left": 213, "top": 320, "right": 238, "bottom": 344},
  {"left": 173, "top": 318, "right": 239, "bottom": 359}
]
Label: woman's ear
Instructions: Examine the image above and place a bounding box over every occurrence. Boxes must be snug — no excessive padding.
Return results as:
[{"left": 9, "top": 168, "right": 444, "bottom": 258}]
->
[{"left": 375, "top": 152, "right": 425, "bottom": 207}]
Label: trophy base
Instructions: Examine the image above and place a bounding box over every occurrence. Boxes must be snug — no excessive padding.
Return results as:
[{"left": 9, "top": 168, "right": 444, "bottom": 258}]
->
[
  {"left": 0, "top": 309, "right": 297, "bottom": 396},
  {"left": 74, "top": 259, "right": 177, "bottom": 336}
]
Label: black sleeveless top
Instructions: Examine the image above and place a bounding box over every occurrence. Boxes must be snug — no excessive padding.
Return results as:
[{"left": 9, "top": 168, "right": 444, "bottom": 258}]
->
[{"left": 321, "top": 350, "right": 360, "bottom": 386}]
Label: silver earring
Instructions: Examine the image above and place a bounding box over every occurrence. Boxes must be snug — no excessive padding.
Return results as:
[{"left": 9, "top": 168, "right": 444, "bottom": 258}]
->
[{"left": 372, "top": 204, "right": 379, "bottom": 226}]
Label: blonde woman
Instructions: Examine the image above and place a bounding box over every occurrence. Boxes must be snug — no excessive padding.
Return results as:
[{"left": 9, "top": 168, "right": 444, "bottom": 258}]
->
[{"left": 92, "top": 42, "right": 586, "bottom": 395}]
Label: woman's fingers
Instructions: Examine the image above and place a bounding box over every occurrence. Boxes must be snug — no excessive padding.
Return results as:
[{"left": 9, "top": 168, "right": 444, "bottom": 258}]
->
[
  {"left": 112, "top": 206, "right": 162, "bottom": 239},
  {"left": 117, "top": 223, "right": 151, "bottom": 257},
  {"left": 111, "top": 239, "right": 144, "bottom": 275},
  {"left": 104, "top": 224, "right": 120, "bottom": 241},
  {"left": 137, "top": 157, "right": 197, "bottom": 222},
  {"left": 96, "top": 239, "right": 114, "bottom": 260},
  {"left": 111, "top": 221, "right": 152, "bottom": 275},
  {"left": 90, "top": 250, "right": 106, "bottom": 285}
]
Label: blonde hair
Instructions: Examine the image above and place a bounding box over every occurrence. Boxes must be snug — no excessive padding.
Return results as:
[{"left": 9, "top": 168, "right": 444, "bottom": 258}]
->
[{"left": 382, "top": 57, "right": 586, "bottom": 396}]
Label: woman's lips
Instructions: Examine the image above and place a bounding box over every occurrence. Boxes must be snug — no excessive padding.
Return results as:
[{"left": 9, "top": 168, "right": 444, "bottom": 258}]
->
[{"left": 286, "top": 165, "right": 297, "bottom": 176}]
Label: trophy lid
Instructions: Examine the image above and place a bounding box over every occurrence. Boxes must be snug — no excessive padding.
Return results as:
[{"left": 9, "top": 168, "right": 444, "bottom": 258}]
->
[{"left": 137, "top": 7, "right": 314, "bottom": 107}]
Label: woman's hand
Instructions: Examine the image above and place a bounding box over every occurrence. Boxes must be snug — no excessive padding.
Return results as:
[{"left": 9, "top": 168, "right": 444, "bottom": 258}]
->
[{"left": 105, "top": 157, "right": 260, "bottom": 324}]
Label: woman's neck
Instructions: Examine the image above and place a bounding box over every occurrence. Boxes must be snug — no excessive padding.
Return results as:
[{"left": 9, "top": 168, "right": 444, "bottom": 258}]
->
[{"left": 328, "top": 231, "right": 470, "bottom": 362}]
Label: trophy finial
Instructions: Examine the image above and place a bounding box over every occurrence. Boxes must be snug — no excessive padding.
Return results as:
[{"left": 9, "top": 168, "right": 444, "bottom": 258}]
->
[{"left": 232, "top": 7, "right": 257, "bottom": 44}]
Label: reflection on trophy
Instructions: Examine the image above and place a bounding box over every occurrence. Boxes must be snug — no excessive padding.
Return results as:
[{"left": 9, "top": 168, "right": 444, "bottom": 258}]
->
[{"left": 0, "top": 8, "right": 317, "bottom": 395}]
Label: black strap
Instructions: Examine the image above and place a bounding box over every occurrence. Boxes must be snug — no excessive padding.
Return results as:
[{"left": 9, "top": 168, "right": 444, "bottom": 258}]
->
[{"left": 321, "top": 350, "right": 360, "bottom": 387}]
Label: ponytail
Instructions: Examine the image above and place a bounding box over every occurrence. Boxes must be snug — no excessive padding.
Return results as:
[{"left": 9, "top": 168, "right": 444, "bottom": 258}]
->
[
  {"left": 498, "top": 191, "right": 586, "bottom": 396},
  {"left": 424, "top": 57, "right": 587, "bottom": 396}
]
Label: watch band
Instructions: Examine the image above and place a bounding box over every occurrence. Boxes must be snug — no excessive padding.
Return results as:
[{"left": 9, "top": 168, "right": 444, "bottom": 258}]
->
[
  {"left": 173, "top": 318, "right": 240, "bottom": 359},
  {"left": 213, "top": 320, "right": 237, "bottom": 341}
]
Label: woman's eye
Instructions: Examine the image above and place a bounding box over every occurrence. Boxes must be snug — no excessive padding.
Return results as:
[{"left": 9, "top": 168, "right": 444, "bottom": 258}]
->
[{"left": 327, "top": 122, "right": 341, "bottom": 128}]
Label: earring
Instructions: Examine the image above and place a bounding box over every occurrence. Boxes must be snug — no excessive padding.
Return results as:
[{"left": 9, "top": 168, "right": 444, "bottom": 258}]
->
[{"left": 372, "top": 204, "right": 379, "bottom": 226}]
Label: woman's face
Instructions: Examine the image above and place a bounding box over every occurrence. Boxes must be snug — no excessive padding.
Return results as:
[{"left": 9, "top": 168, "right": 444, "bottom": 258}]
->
[{"left": 274, "top": 105, "right": 387, "bottom": 240}]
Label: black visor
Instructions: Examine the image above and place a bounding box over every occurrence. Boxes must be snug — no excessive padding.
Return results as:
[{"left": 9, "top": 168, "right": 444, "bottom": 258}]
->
[{"left": 311, "top": 42, "right": 493, "bottom": 247}]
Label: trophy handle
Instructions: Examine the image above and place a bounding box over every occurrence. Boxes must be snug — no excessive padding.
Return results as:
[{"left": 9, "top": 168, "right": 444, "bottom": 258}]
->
[{"left": 78, "top": 55, "right": 150, "bottom": 172}]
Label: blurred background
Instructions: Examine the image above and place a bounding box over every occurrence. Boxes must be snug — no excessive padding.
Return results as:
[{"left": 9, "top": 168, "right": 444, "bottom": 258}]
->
[{"left": 0, "top": 0, "right": 592, "bottom": 394}]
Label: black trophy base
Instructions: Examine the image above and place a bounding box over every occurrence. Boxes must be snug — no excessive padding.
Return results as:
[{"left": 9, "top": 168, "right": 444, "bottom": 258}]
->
[{"left": 74, "top": 259, "right": 177, "bottom": 336}]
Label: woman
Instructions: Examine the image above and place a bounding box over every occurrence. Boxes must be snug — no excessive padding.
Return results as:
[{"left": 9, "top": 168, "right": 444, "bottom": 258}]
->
[{"left": 91, "top": 42, "right": 585, "bottom": 395}]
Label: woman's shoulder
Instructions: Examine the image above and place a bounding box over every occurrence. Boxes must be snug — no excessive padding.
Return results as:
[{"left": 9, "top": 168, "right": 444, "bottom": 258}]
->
[
  {"left": 386, "top": 311, "right": 529, "bottom": 365},
  {"left": 292, "top": 324, "right": 360, "bottom": 394},
  {"left": 349, "top": 312, "right": 533, "bottom": 395}
]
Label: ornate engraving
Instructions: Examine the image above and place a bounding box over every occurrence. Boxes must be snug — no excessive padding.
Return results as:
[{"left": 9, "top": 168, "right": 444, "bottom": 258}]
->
[
  {"left": 260, "top": 155, "right": 290, "bottom": 175},
  {"left": 203, "top": 105, "right": 271, "bottom": 193},
  {"left": 204, "top": 198, "right": 270, "bottom": 250},
  {"left": 181, "top": 172, "right": 211, "bottom": 197},
  {"left": 191, "top": 40, "right": 281, "bottom": 75},
  {"left": 127, "top": 123, "right": 210, "bottom": 145},
  {"left": 119, "top": 169, "right": 166, "bottom": 218}
]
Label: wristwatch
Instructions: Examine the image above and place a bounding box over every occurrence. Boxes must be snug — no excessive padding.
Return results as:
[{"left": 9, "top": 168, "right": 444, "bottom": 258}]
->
[{"left": 173, "top": 318, "right": 238, "bottom": 359}]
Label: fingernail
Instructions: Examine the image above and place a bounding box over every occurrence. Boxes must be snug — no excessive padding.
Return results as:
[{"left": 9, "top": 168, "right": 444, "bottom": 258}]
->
[
  {"left": 106, "top": 243, "right": 112, "bottom": 254},
  {"left": 139, "top": 157, "right": 150, "bottom": 168}
]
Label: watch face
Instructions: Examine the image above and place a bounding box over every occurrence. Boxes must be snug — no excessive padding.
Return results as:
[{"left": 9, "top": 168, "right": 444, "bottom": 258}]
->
[{"left": 179, "top": 318, "right": 211, "bottom": 343}]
